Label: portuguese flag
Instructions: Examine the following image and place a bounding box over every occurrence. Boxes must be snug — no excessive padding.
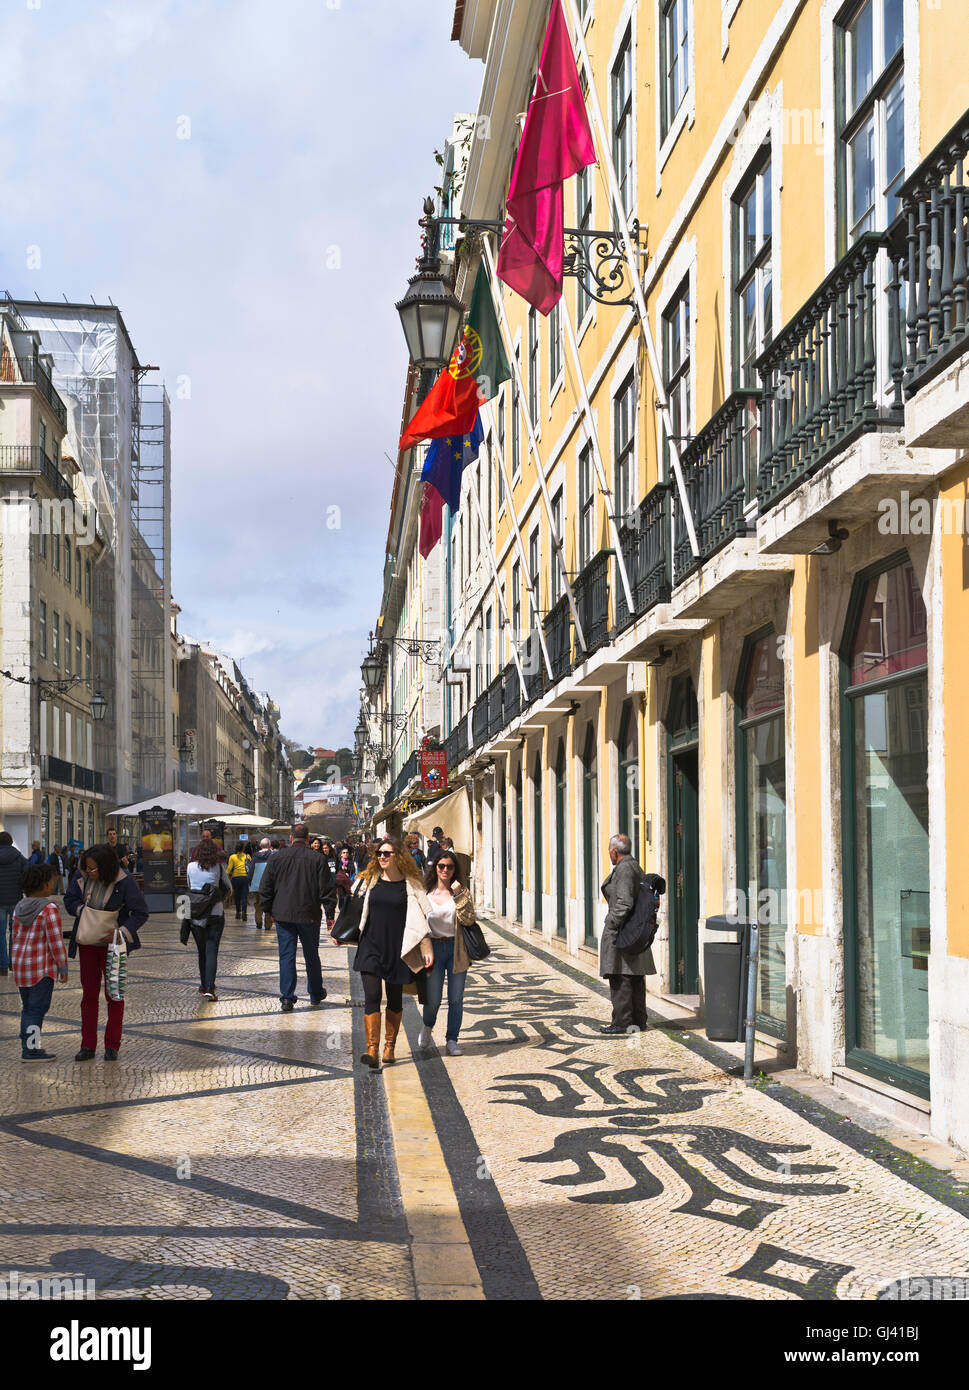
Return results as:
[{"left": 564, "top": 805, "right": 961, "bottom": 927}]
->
[{"left": 399, "top": 265, "right": 510, "bottom": 451}]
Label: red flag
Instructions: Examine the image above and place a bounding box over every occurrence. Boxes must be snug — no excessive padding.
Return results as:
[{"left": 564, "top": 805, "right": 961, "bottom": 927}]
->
[
  {"left": 400, "top": 330, "right": 481, "bottom": 451},
  {"left": 496, "top": 0, "right": 595, "bottom": 315},
  {"left": 419, "top": 481, "right": 445, "bottom": 559}
]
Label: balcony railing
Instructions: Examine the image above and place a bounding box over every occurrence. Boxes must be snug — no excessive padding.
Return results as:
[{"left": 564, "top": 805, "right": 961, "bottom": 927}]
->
[
  {"left": 673, "top": 390, "right": 760, "bottom": 585},
  {"left": 501, "top": 659, "right": 521, "bottom": 726},
  {"left": 522, "top": 632, "right": 546, "bottom": 704},
  {"left": 389, "top": 750, "right": 419, "bottom": 803},
  {"left": 0, "top": 445, "right": 74, "bottom": 501},
  {"left": 573, "top": 550, "right": 610, "bottom": 657},
  {"left": 42, "top": 754, "right": 74, "bottom": 786},
  {"left": 899, "top": 109, "right": 969, "bottom": 396},
  {"left": 615, "top": 482, "right": 672, "bottom": 632},
  {"left": 471, "top": 691, "right": 489, "bottom": 748},
  {"left": 544, "top": 594, "right": 572, "bottom": 681},
  {"left": 756, "top": 231, "right": 905, "bottom": 512},
  {"left": 486, "top": 673, "right": 504, "bottom": 740},
  {"left": 0, "top": 352, "right": 68, "bottom": 429}
]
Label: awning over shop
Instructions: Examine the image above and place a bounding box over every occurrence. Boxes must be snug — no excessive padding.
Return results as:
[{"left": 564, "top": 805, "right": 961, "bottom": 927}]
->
[
  {"left": 402, "top": 786, "right": 473, "bottom": 856},
  {"left": 108, "top": 791, "right": 254, "bottom": 818}
]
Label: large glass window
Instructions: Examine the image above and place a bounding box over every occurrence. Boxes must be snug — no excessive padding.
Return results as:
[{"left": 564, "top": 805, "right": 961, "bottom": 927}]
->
[
  {"left": 528, "top": 309, "right": 539, "bottom": 426},
  {"left": 843, "top": 555, "right": 929, "bottom": 1093},
  {"left": 838, "top": 0, "right": 904, "bottom": 247},
  {"left": 549, "top": 300, "right": 562, "bottom": 387},
  {"left": 54, "top": 798, "right": 62, "bottom": 847},
  {"left": 511, "top": 348, "right": 521, "bottom": 478},
  {"left": 41, "top": 797, "right": 50, "bottom": 853},
  {"left": 663, "top": 278, "right": 691, "bottom": 475},
  {"left": 497, "top": 393, "right": 506, "bottom": 510},
  {"left": 52, "top": 613, "right": 60, "bottom": 667},
  {"left": 733, "top": 156, "right": 773, "bottom": 389},
  {"left": 737, "top": 630, "right": 787, "bottom": 1037},
  {"left": 614, "top": 372, "right": 636, "bottom": 526},
  {"left": 578, "top": 443, "right": 595, "bottom": 568},
  {"left": 39, "top": 602, "right": 47, "bottom": 660},
  {"left": 612, "top": 27, "right": 634, "bottom": 217},
  {"left": 575, "top": 164, "right": 593, "bottom": 323},
  {"left": 582, "top": 723, "right": 599, "bottom": 946},
  {"left": 660, "top": 0, "right": 690, "bottom": 141},
  {"left": 88, "top": 804, "right": 95, "bottom": 846},
  {"left": 550, "top": 489, "right": 564, "bottom": 605}
]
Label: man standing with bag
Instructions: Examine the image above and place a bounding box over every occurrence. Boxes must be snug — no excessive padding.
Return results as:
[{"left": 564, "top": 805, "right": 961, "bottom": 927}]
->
[
  {"left": 260, "top": 824, "right": 333, "bottom": 1013},
  {"left": 598, "top": 833, "right": 657, "bottom": 1036},
  {"left": 250, "top": 838, "right": 275, "bottom": 931}
]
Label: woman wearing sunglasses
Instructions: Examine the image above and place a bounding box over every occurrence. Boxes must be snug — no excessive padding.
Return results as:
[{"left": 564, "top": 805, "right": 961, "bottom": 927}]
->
[
  {"left": 417, "top": 851, "right": 477, "bottom": 1056},
  {"left": 352, "top": 835, "right": 433, "bottom": 1068}
]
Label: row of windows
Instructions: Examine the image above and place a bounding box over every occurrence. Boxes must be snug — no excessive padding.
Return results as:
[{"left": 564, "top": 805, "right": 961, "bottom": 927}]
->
[
  {"left": 38, "top": 603, "right": 92, "bottom": 681},
  {"left": 40, "top": 797, "right": 97, "bottom": 853},
  {"left": 38, "top": 531, "right": 94, "bottom": 605}
]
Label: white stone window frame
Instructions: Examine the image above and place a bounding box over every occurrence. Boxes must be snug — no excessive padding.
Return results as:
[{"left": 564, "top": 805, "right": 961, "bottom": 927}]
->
[
  {"left": 527, "top": 306, "right": 542, "bottom": 445},
  {"left": 655, "top": 0, "right": 696, "bottom": 193},
  {"left": 607, "top": 2, "right": 638, "bottom": 227},
  {"left": 721, "top": 84, "right": 784, "bottom": 395},
  {"left": 654, "top": 236, "right": 698, "bottom": 485},
  {"left": 574, "top": 159, "right": 598, "bottom": 344},
  {"left": 819, "top": 0, "right": 920, "bottom": 275},
  {"left": 609, "top": 335, "right": 640, "bottom": 531},
  {"left": 548, "top": 301, "right": 565, "bottom": 413},
  {"left": 721, "top": 0, "right": 743, "bottom": 57},
  {"left": 511, "top": 330, "right": 523, "bottom": 481}
]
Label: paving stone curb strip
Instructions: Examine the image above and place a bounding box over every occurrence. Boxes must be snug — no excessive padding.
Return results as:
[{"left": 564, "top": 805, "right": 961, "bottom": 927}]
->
[{"left": 0, "top": 913, "right": 966, "bottom": 1300}]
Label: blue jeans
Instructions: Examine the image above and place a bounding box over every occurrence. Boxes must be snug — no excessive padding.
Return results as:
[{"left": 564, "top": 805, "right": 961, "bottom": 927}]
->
[
  {"left": 422, "top": 937, "right": 466, "bottom": 1041},
  {"left": 231, "top": 877, "right": 250, "bottom": 917},
  {"left": 275, "top": 921, "right": 324, "bottom": 1003},
  {"left": 19, "top": 975, "right": 55, "bottom": 1056},
  {"left": 0, "top": 906, "right": 12, "bottom": 971}
]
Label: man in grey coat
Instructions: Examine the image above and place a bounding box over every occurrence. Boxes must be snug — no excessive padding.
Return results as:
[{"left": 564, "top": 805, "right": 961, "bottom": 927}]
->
[{"left": 599, "top": 833, "right": 655, "bottom": 1035}]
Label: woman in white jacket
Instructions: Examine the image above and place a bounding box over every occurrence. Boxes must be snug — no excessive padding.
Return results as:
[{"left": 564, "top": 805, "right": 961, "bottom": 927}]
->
[{"left": 351, "top": 835, "right": 433, "bottom": 1067}]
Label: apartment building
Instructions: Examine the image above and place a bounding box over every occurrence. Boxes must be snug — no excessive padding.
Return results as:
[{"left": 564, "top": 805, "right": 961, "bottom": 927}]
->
[{"left": 372, "top": 0, "right": 969, "bottom": 1154}]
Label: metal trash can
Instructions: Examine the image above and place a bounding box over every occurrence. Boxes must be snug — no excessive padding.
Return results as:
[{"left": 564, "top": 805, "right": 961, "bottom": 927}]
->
[{"left": 704, "top": 915, "right": 749, "bottom": 1041}]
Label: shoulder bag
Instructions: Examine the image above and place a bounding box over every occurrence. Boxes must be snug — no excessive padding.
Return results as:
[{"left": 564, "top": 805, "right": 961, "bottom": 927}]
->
[
  {"left": 460, "top": 919, "right": 491, "bottom": 962},
  {"left": 332, "top": 881, "right": 365, "bottom": 945},
  {"left": 76, "top": 875, "right": 123, "bottom": 946}
]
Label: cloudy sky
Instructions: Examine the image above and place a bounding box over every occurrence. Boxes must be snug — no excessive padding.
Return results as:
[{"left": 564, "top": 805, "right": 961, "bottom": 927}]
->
[{"left": 0, "top": 0, "right": 477, "bottom": 748}]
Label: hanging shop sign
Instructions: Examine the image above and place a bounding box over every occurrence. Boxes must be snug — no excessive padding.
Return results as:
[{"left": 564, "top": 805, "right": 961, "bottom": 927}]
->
[{"left": 420, "top": 749, "right": 448, "bottom": 792}]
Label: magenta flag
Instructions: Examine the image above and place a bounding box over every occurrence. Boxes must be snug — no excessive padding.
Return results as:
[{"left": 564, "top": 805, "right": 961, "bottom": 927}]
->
[{"left": 496, "top": 0, "right": 596, "bottom": 315}]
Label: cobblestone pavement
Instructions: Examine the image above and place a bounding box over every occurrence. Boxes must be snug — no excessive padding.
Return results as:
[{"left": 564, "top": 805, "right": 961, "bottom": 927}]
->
[{"left": 1, "top": 913, "right": 968, "bottom": 1300}]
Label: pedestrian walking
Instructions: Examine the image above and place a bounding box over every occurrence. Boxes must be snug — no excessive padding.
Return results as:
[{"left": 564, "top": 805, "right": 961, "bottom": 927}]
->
[
  {"left": 352, "top": 835, "right": 433, "bottom": 1068},
  {"left": 405, "top": 833, "right": 426, "bottom": 872},
  {"left": 260, "top": 824, "right": 333, "bottom": 1012},
  {"left": 189, "top": 827, "right": 227, "bottom": 863},
  {"left": 250, "top": 838, "right": 275, "bottom": 930},
  {"left": 0, "top": 830, "right": 28, "bottom": 977},
  {"left": 65, "top": 844, "right": 150, "bottom": 1062},
  {"left": 598, "top": 833, "right": 656, "bottom": 1035},
  {"left": 227, "top": 841, "right": 253, "bottom": 922},
  {"left": 11, "top": 862, "right": 68, "bottom": 1062},
  {"left": 416, "top": 850, "right": 477, "bottom": 1056},
  {"left": 353, "top": 839, "right": 370, "bottom": 874},
  {"left": 46, "top": 845, "right": 67, "bottom": 895},
  {"left": 27, "top": 840, "right": 44, "bottom": 868},
  {"left": 186, "top": 839, "right": 232, "bottom": 1001},
  {"left": 105, "top": 826, "right": 132, "bottom": 870},
  {"left": 425, "top": 827, "right": 446, "bottom": 868}
]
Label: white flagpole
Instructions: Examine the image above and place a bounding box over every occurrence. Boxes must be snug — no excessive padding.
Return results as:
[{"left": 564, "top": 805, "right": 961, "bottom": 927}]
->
[{"left": 562, "top": 0, "right": 700, "bottom": 558}]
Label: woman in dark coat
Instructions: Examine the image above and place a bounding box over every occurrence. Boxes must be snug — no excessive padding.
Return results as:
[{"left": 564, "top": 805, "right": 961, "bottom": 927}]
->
[{"left": 64, "top": 843, "right": 150, "bottom": 1062}]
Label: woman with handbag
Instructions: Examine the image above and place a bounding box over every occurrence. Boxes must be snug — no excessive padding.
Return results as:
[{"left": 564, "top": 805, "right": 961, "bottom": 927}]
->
[
  {"left": 65, "top": 844, "right": 150, "bottom": 1062},
  {"left": 226, "top": 841, "right": 253, "bottom": 923},
  {"left": 186, "top": 839, "right": 232, "bottom": 1001},
  {"left": 416, "top": 852, "right": 483, "bottom": 1056},
  {"left": 349, "top": 835, "right": 433, "bottom": 1068}
]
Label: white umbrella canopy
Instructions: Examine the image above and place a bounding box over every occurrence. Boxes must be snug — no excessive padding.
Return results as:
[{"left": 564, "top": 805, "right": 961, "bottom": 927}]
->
[
  {"left": 220, "top": 813, "right": 275, "bottom": 828},
  {"left": 107, "top": 790, "right": 254, "bottom": 818}
]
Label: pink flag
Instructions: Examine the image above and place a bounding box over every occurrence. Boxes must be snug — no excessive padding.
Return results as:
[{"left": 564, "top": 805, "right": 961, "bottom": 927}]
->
[
  {"left": 419, "top": 481, "right": 445, "bottom": 559},
  {"left": 496, "top": 0, "right": 596, "bottom": 315}
]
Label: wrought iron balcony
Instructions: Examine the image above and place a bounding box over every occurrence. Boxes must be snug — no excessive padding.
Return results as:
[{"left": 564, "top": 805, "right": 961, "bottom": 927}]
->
[
  {"left": 389, "top": 750, "right": 419, "bottom": 802},
  {"left": 756, "top": 231, "right": 905, "bottom": 513},
  {"left": 573, "top": 550, "right": 610, "bottom": 657},
  {"left": 614, "top": 483, "right": 672, "bottom": 632},
  {"left": 0, "top": 445, "right": 74, "bottom": 501},
  {"left": 471, "top": 691, "right": 489, "bottom": 748},
  {"left": 522, "top": 632, "right": 547, "bottom": 704},
  {"left": 501, "top": 660, "right": 521, "bottom": 726},
  {"left": 899, "top": 109, "right": 969, "bottom": 396},
  {"left": 544, "top": 595, "right": 572, "bottom": 681},
  {"left": 41, "top": 754, "right": 73, "bottom": 786},
  {"left": 0, "top": 351, "right": 69, "bottom": 430},
  {"left": 673, "top": 390, "right": 760, "bottom": 585},
  {"left": 486, "top": 673, "right": 504, "bottom": 740}
]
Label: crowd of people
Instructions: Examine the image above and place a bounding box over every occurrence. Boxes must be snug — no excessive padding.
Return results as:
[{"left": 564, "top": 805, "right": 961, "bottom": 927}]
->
[{"left": 2, "top": 814, "right": 662, "bottom": 1069}]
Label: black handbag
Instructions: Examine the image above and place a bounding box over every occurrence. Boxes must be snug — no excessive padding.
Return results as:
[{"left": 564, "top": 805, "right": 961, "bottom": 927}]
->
[
  {"left": 615, "top": 873, "right": 666, "bottom": 954},
  {"left": 460, "top": 920, "right": 490, "bottom": 962},
  {"left": 332, "top": 885, "right": 364, "bottom": 944}
]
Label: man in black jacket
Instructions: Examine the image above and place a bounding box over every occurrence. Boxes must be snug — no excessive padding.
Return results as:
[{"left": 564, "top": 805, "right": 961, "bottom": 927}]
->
[
  {"left": 0, "top": 831, "right": 27, "bottom": 976},
  {"left": 260, "top": 823, "right": 333, "bottom": 1012}
]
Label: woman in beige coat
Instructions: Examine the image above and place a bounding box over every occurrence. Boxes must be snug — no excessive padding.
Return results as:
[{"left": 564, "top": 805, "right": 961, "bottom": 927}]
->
[{"left": 351, "top": 835, "right": 433, "bottom": 1067}]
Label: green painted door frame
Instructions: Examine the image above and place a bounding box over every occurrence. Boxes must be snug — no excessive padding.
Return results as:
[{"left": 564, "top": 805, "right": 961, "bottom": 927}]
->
[
  {"left": 666, "top": 674, "right": 700, "bottom": 994},
  {"left": 582, "top": 723, "right": 598, "bottom": 947},
  {"left": 534, "top": 750, "right": 543, "bottom": 929},
  {"left": 515, "top": 765, "right": 524, "bottom": 923},
  {"left": 556, "top": 739, "right": 567, "bottom": 938}
]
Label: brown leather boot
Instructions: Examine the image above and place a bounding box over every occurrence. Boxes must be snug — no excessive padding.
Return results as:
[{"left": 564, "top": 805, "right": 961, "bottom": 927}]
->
[
  {"left": 382, "top": 1009, "right": 403, "bottom": 1064},
  {"left": 361, "top": 1012, "right": 381, "bottom": 1068}
]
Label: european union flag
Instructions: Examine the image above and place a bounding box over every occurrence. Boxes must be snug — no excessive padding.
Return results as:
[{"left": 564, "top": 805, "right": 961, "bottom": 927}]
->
[{"left": 420, "top": 412, "right": 484, "bottom": 515}]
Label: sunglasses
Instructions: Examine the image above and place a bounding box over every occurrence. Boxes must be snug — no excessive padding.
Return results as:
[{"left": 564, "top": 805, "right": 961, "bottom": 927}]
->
[
  {"left": 437, "top": 860, "right": 456, "bottom": 872},
  {"left": 377, "top": 848, "right": 394, "bottom": 857}
]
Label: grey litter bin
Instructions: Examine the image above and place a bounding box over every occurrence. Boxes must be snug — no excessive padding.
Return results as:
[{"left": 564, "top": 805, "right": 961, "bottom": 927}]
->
[{"left": 704, "top": 915, "right": 749, "bottom": 1042}]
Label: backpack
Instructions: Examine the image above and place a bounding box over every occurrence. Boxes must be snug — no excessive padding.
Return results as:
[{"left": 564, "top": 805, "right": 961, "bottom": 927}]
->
[{"left": 615, "top": 873, "right": 666, "bottom": 955}]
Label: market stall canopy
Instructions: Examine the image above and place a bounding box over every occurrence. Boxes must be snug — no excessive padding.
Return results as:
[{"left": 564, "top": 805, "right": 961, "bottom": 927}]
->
[
  {"left": 107, "top": 791, "right": 254, "bottom": 819},
  {"left": 220, "top": 814, "right": 275, "bottom": 829},
  {"left": 402, "top": 787, "right": 473, "bottom": 856}
]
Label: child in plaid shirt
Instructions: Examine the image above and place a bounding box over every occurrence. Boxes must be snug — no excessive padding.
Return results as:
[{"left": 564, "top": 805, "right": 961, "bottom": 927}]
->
[{"left": 12, "top": 862, "right": 68, "bottom": 1062}]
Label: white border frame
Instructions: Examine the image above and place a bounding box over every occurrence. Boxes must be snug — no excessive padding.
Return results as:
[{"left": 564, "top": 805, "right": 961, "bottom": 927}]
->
[
  {"left": 655, "top": 236, "right": 698, "bottom": 481},
  {"left": 655, "top": 0, "right": 696, "bottom": 193}
]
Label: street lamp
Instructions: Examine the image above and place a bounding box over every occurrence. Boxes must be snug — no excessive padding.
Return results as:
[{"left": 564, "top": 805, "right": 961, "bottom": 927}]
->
[
  {"left": 89, "top": 690, "right": 108, "bottom": 722},
  {"left": 361, "top": 635, "right": 385, "bottom": 698},
  {"left": 395, "top": 197, "right": 465, "bottom": 372}
]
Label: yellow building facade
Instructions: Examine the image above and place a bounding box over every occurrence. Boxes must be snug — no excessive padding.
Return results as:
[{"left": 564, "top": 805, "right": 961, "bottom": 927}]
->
[{"left": 373, "top": 0, "right": 969, "bottom": 1153}]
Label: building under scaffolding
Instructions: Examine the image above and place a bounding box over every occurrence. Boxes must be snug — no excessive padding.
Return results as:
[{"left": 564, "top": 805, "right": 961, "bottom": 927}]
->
[{"left": 15, "top": 300, "right": 172, "bottom": 805}]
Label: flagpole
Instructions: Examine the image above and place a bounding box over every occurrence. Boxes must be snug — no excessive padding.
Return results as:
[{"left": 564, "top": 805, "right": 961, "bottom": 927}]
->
[
  {"left": 481, "top": 238, "right": 588, "bottom": 656},
  {"left": 465, "top": 469, "right": 530, "bottom": 703},
  {"left": 562, "top": 0, "right": 699, "bottom": 560}
]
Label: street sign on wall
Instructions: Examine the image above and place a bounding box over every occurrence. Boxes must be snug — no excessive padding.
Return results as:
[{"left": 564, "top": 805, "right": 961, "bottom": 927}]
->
[{"left": 420, "top": 749, "right": 447, "bottom": 792}]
